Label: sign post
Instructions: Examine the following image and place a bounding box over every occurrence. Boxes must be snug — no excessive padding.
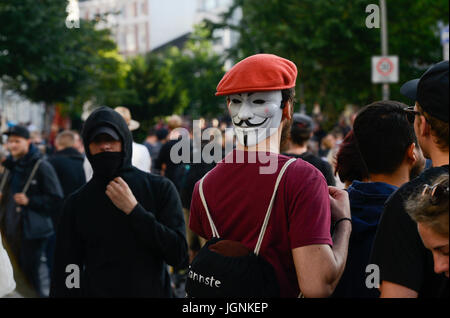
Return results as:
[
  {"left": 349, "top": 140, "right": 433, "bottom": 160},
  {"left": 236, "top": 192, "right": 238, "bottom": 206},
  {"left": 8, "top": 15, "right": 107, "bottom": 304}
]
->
[
  {"left": 379, "top": 0, "right": 389, "bottom": 100},
  {"left": 441, "top": 25, "right": 449, "bottom": 61}
]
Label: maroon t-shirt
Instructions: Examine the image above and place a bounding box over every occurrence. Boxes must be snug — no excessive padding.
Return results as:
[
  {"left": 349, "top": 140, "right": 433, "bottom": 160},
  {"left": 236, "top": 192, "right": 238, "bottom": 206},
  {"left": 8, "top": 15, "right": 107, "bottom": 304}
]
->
[{"left": 189, "top": 150, "right": 332, "bottom": 298}]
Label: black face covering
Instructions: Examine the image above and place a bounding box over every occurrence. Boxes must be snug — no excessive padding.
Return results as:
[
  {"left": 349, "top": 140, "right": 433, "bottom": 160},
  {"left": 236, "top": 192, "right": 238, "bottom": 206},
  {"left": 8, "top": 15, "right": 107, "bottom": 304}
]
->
[{"left": 90, "top": 152, "right": 124, "bottom": 180}]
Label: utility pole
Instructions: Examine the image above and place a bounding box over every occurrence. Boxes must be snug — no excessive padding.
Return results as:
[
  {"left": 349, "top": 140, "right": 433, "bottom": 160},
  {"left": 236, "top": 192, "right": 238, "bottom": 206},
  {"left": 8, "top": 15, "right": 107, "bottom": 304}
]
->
[{"left": 380, "top": 0, "right": 389, "bottom": 100}]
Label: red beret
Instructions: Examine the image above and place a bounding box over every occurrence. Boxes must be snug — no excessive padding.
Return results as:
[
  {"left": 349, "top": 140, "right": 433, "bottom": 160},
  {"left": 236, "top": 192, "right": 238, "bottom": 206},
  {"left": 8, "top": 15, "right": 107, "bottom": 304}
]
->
[{"left": 216, "top": 54, "right": 298, "bottom": 96}]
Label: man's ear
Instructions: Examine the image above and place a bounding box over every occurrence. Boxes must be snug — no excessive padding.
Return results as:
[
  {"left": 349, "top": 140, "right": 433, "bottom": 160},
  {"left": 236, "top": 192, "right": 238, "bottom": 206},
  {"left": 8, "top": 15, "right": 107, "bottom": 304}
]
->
[
  {"left": 418, "top": 115, "right": 430, "bottom": 138},
  {"left": 406, "top": 143, "right": 417, "bottom": 166},
  {"left": 282, "top": 101, "right": 293, "bottom": 120}
]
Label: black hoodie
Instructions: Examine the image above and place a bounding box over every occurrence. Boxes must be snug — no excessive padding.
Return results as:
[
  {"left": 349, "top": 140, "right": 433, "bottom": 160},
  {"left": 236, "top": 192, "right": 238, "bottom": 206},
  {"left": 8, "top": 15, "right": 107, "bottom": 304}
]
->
[{"left": 50, "top": 107, "right": 188, "bottom": 297}]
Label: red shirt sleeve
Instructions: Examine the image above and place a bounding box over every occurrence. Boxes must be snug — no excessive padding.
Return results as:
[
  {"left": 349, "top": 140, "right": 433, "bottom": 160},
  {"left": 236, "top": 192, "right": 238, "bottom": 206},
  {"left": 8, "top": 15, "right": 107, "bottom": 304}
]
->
[{"left": 286, "top": 160, "right": 333, "bottom": 249}]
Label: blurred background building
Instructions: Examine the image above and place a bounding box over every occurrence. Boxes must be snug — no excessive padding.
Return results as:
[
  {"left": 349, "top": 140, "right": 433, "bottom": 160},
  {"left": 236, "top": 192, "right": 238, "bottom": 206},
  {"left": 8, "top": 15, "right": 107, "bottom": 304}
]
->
[
  {"left": 1, "top": 0, "right": 239, "bottom": 134},
  {"left": 195, "top": 0, "right": 241, "bottom": 69},
  {"left": 78, "top": 0, "right": 239, "bottom": 58},
  {"left": 0, "top": 81, "right": 45, "bottom": 134},
  {"left": 78, "top": 0, "right": 198, "bottom": 56}
]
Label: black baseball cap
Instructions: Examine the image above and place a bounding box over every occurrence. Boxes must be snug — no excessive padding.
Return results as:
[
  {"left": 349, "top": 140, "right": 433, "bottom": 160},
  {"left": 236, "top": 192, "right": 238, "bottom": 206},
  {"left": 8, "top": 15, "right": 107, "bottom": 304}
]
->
[
  {"left": 400, "top": 60, "right": 449, "bottom": 123},
  {"left": 88, "top": 126, "right": 120, "bottom": 144},
  {"left": 3, "top": 125, "right": 30, "bottom": 139},
  {"left": 292, "top": 113, "right": 313, "bottom": 133}
]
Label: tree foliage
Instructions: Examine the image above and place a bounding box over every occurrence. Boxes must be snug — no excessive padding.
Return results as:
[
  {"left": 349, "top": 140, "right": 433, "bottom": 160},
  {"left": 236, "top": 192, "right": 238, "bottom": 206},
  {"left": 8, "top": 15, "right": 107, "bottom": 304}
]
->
[
  {"left": 0, "top": 0, "right": 128, "bottom": 128},
  {"left": 122, "top": 25, "right": 226, "bottom": 141},
  {"left": 206, "top": 0, "right": 449, "bottom": 128},
  {"left": 168, "top": 25, "right": 227, "bottom": 118},
  {"left": 0, "top": 0, "right": 226, "bottom": 137}
]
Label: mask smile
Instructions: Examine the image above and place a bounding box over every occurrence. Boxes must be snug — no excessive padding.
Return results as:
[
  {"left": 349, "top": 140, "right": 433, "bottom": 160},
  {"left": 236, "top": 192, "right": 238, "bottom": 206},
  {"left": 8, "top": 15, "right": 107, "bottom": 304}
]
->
[{"left": 233, "top": 118, "right": 268, "bottom": 127}]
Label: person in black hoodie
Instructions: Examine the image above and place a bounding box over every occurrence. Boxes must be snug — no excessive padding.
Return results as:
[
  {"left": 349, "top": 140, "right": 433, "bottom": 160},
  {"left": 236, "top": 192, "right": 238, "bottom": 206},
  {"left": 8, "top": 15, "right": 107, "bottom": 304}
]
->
[
  {"left": 50, "top": 107, "right": 188, "bottom": 297},
  {"left": 0, "top": 125, "right": 63, "bottom": 297}
]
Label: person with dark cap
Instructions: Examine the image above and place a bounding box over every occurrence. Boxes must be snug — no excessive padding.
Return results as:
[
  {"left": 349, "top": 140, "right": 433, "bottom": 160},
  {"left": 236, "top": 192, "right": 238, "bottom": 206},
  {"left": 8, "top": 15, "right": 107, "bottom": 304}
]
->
[
  {"left": 371, "top": 60, "right": 449, "bottom": 298},
  {"left": 283, "top": 113, "right": 336, "bottom": 186},
  {"left": 50, "top": 107, "right": 188, "bottom": 297},
  {"left": 0, "top": 125, "right": 63, "bottom": 297}
]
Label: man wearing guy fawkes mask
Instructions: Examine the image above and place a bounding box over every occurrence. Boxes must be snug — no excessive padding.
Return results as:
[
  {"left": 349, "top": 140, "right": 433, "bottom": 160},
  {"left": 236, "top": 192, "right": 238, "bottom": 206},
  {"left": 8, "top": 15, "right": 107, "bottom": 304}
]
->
[
  {"left": 50, "top": 107, "right": 188, "bottom": 297},
  {"left": 189, "top": 54, "right": 352, "bottom": 298},
  {"left": 229, "top": 90, "right": 286, "bottom": 148}
]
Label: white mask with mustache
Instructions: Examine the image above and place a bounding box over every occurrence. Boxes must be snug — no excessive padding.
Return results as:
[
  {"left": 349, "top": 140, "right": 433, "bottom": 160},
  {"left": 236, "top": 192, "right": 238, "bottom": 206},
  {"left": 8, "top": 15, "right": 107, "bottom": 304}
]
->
[{"left": 228, "top": 91, "right": 283, "bottom": 147}]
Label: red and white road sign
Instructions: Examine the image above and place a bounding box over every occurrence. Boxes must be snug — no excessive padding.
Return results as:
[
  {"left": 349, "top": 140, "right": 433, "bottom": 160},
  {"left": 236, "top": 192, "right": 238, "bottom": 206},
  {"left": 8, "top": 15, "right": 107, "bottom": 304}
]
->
[{"left": 372, "top": 56, "right": 399, "bottom": 83}]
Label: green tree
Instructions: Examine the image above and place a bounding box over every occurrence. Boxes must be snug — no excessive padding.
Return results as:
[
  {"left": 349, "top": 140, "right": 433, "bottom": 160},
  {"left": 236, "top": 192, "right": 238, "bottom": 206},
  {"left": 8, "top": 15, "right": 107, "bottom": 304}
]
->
[
  {"left": 167, "top": 25, "right": 227, "bottom": 118},
  {"left": 122, "top": 52, "right": 188, "bottom": 142},
  {"left": 121, "top": 25, "right": 226, "bottom": 141},
  {"left": 206, "top": 0, "right": 449, "bottom": 129},
  {"left": 0, "top": 0, "right": 127, "bottom": 132}
]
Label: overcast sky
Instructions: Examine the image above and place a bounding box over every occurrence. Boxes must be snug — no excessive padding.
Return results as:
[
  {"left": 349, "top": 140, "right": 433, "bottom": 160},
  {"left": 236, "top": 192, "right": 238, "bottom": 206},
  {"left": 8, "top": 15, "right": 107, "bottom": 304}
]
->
[{"left": 149, "top": 0, "right": 198, "bottom": 49}]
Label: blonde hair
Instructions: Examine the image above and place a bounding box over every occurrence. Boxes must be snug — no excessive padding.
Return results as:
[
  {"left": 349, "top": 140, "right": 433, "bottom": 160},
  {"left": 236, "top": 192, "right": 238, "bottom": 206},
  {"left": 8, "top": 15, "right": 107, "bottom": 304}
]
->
[
  {"left": 405, "top": 173, "right": 449, "bottom": 237},
  {"left": 55, "top": 130, "right": 76, "bottom": 149},
  {"left": 167, "top": 115, "right": 182, "bottom": 130}
]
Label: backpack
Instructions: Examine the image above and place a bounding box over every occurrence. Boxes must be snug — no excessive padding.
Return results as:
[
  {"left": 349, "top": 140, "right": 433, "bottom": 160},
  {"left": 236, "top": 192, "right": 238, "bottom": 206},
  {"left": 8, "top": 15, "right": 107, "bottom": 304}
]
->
[{"left": 185, "top": 158, "right": 296, "bottom": 298}]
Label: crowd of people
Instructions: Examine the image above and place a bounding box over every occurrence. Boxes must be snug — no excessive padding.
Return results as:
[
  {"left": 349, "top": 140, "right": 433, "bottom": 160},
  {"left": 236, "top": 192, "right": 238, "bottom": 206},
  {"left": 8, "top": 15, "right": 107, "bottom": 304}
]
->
[{"left": 0, "top": 54, "right": 448, "bottom": 299}]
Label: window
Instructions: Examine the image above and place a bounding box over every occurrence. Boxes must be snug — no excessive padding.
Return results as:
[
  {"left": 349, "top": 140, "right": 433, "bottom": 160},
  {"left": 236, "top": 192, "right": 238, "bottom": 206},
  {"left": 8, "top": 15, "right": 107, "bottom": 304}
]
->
[{"left": 126, "top": 28, "right": 136, "bottom": 52}]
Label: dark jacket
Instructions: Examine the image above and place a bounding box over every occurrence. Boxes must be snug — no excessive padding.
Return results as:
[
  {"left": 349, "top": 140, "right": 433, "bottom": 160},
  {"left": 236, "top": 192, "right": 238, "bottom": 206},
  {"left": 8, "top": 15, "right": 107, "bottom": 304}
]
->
[
  {"left": 180, "top": 143, "right": 223, "bottom": 210},
  {"left": 154, "top": 138, "right": 188, "bottom": 192},
  {"left": 283, "top": 152, "right": 336, "bottom": 186},
  {"left": 0, "top": 144, "right": 63, "bottom": 247},
  {"left": 48, "top": 147, "right": 86, "bottom": 226},
  {"left": 50, "top": 107, "right": 188, "bottom": 297},
  {"left": 180, "top": 162, "right": 215, "bottom": 210},
  {"left": 332, "top": 181, "right": 398, "bottom": 298},
  {"left": 48, "top": 147, "right": 86, "bottom": 198}
]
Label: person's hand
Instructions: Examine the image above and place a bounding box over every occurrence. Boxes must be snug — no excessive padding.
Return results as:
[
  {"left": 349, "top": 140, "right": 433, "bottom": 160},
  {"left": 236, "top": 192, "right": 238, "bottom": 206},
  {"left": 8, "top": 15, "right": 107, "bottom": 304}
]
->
[
  {"left": 13, "top": 193, "right": 29, "bottom": 206},
  {"left": 105, "top": 177, "right": 138, "bottom": 215},
  {"left": 328, "top": 186, "right": 351, "bottom": 223}
]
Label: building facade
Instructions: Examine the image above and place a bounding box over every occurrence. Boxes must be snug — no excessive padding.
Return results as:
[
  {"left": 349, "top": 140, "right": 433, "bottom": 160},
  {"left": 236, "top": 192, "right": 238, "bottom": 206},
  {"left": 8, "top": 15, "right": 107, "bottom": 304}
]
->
[
  {"left": 195, "top": 0, "right": 240, "bottom": 69},
  {"left": 79, "top": 0, "right": 198, "bottom": 56},
  {"left": 79, "top": 0, "right": 152, "bottom": 56}
]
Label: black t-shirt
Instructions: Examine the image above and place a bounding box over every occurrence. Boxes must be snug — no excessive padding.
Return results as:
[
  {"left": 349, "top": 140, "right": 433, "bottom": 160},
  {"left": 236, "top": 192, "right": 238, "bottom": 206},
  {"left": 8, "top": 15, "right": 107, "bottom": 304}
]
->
[
  {"left": 180, "top": 161, "right": 216, "bottom": 210},
  {"left": 370, "top": 165, "right": 449, "bottom": 298},
  {"left": 283, "top": 152, "right": 336, "bottom": 186},
  {"left": 154, "top": 139, "right": 188, "bottom": 192}
]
